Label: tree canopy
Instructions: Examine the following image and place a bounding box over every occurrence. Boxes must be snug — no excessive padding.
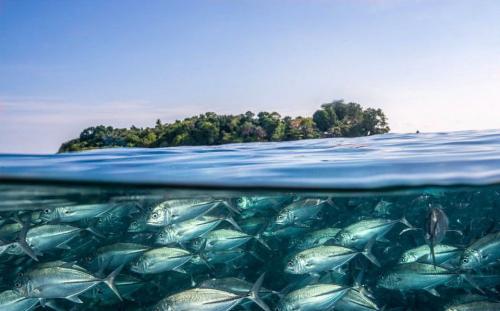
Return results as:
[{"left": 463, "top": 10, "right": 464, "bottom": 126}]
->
[{"left": 58, "top": 100, "right": 390, "bottom": 153}]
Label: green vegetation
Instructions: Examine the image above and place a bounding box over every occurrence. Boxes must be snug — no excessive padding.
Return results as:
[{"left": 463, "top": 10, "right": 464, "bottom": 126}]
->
[{"left": 58, "top": 100, "right": 390, "bottom": 153}]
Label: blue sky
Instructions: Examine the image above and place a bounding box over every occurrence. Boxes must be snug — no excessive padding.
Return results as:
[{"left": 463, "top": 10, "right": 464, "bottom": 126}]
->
[{"left": 0, "top": 0, "right": 499, "bottom": 153}]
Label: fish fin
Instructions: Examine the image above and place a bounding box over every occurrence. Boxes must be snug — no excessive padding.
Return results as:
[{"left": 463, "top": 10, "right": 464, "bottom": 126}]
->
[
  {"left": 399, "top": 216, "right": 418, "bottom": 234},
  {"left": 59, "top": 261, "right": 78, "bottom": 269},
  {"left": 254, "top": 234, "right": 271, "bottom": 251},
  {"left": 247, "top": 272, "right": 271, "bottom": 311},
  {"left": 249, "top": 250, "right": 265, "bottom": 262},
  {"left": 16, "top": 220, "right": 38, "bottom": 261},
  {"left": 85, "top": 226, "right": 105, "bottom": 239},
  {"left": 461, "top": 274, "right": 485, "bottom": 295},
  {"left": 447, "top": 229, "right": 463, "bottom": 236},
  {"left": 65, "top": 295, "right": 83, "bottom": 303},
  {"left": 56, "top": 240, "right": 73, "bottom": 250},
  {"left": 325, "top": 197, "right": 335, "bottom": 207},
  {"left": 220, "top": 200, "right": 241, "bottom": 214},
  {"left": 424, "top": 288, "right": 440, "bottom": 297},
  {"left": 361, "top": 239, "right": 380, "bottom": 267},
  {"left": 376, "top": 237, "right": 390, "bottom": 243},
  {"left": 102, "top": 264, "right": 124, "bottom": 301},
  {"left": 224, "top": 215, "right": 242, "bottom": 232},
  {"left": 173, "top": 267, "right": 187, "bottom": 274},
  {"left": 293, "top": 222, "right": 310, "bottom": 228}
]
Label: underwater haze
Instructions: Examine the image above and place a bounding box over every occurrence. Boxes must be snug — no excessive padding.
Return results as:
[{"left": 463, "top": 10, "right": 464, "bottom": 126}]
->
[{"left": 0, "top": 130, "right": 500, "bottom": 311}]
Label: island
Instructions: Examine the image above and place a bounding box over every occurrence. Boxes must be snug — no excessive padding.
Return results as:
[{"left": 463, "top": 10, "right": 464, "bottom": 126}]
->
[{"left": 59, "top": 100, "right": 390, "bottom": 153}]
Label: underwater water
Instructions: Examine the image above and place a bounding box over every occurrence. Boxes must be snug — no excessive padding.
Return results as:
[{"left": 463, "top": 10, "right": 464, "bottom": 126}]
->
[{"left": 0, "top": 130, "right": 500, "bottom": 310}]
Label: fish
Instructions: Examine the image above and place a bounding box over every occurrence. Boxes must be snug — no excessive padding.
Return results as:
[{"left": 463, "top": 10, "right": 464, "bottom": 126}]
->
[
  {"left": 335, "top": 287, "right": 381, "bottom": 311},
  {"left": 237, "top": 196, "right": 292, "bottom": 219},
  {"left": 460, "top": 232, "right": 500, "bottom": 270},
  {"left": 93, "top": 243, "right": 150, "bottom": 271},
  {"left": 334, "top": 217, "right": 414, "bottom": 249},
  {"left": 425, "top": 206, "right": 449, "bottom": 267},
  {"left": 277, "top": 284, "right": 349, "bottom": 311},
  {"left": 274, "top": 199, "right": 328, "bottom": 227},
  {"left": 153, "top": 273, "right": 270, "bottom": 311},
  {"left": 285, "top": 240, "right": 379, "bottom": 276},
  {"left": 15, "top": 265, "right": 122, "bottom": 303},
  {"left": 398, "top": 244, "right": 461, "bottom": 265},
  {"left": 129, "top": 247, "right": 192, "bottom": 274},
  {"left": 155, "top": 215, "right": 240, "bottom": 246},
  {"left": 199, "top": 276, "right": 278, "bottom": 309},
  {"left": 377, "top": 262, "right": 461, "bottom": 296},
  {"left": 289, "top": 227, "right": 341, "bottom": 250},
  {"left": 191, "top": 229, "right": 269, "bottom": 252},
  {"left": 40, "top": 203, "right": 117, "bottom": 223},
  {"left": 0, "top": 289, "right": 39, "bottom": 311},
  {"left": 445, "top": 301, "right": 500, "bottom": 311},
  {"left": 82, "top": 274, "right": 143, "bottom": 304},
  {"left": 146, "top": 199, "right": 226, "bottom": 227},
  {"left": 192, "top": 248, "right": 248, "bottom": 266}
]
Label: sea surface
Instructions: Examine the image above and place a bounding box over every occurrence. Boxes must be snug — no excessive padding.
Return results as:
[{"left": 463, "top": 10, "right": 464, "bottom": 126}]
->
[{"left": 0, "top": 130, "right": 499, "bottom": 310}]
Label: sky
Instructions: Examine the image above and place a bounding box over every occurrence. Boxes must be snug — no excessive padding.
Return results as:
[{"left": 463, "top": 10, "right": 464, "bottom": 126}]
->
[{"left": 0, "top": 0, "right": 499, "bottom": 154}]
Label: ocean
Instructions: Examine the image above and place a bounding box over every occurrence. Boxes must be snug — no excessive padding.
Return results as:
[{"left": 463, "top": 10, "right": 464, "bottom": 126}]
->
[{"left": 0, "top": 130, "right": 499, "bottom": 310}]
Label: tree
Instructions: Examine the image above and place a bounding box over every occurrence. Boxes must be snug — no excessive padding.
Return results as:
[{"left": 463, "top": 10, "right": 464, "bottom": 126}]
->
[{"left": 58, "top": 100, "right": 390, "bottom": 152}]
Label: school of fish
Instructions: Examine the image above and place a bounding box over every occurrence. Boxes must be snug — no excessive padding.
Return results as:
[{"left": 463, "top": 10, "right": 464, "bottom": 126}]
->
[{"left": 0, "top": 185, "right": 500, "bottom": 310}]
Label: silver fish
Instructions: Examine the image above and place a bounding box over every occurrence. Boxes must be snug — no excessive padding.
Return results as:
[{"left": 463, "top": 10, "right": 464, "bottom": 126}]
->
[
  {"left": 274, "top": 199, "right": 328, "bottom": 227},
  {"left": 334, "top": 217, "right": 413, "bottom": 249},
  {"left": 460, "top": 232, "right": 500, "bottom": 270},
  {"left": 40, "top": 203, "right": 116, "bottom": 222},
  {"left": 399, "top": 244, "right": 460, "bottom": 265},
  {"left": 153, "top": 273, "right": 270, "bottom": 311},
  {"left": 335, "top": 288, "right": 380, "bottom": 311},
  {"left": 192, "top": 229, "right": 269, "bottom": 251},
  {"left": 156, "top": 215, "right": 239, "bottom": 245},
  {"left": 277, "top": 284, "right": 349, "bottom": 311},
  {"left": 15, "top": 265, "right": 122, "bottom": 303},
  {"left": 147, "top": 199, "right": 224, "bottom": 227},
  {"left": 130, "top": 247, "right": 192, "bottom": 274},
  {"left": 377, "top": 262, "right": 459, "bottom": 296},
  {"left": 445, "top": 301, "right": 500, "bottom": 311},
  {"left": 285, "top": 241, "right": 379, "bottom": 275},
  {"left": 425, "top": 206, "right": 449, "bottom": 267},
  {"left": 290, "top": 227, "right": 341, "bottom": 250},
  {"left": 94, "top": 242, "right": 150, "bottom": 270},
  {"left": 0, "top": 289, "right": 39, "bottom": 311}
]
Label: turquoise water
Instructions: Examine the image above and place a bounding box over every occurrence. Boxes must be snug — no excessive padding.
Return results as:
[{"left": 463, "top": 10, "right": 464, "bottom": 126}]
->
[{"left": 0, "top": 130, "right": 500, "bottom": 310}]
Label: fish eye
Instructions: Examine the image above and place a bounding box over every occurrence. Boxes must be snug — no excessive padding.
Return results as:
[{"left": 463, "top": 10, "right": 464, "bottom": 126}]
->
[
  {"left": 44, "top": 209, "right": 50, "bottom": 214},
  {"left": 462, "top": 258, "right": 469, "bottom": 263},
  {"left": 152, "top": 213, "right": 158, "bottom": 219},
  {"left": 287, "top": 262, "right": 293, "bottom": 267},
  {"left": 15, "top": 282, "right": 21, "bottom": 288}
]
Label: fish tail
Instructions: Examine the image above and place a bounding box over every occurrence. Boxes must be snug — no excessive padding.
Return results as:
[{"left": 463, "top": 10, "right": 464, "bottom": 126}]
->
[
  {"left": 102, "top": 264, "right": 124, "bottom": 301},
  {"left": 254, "top": 234, "right": 271, "bottom": 250},
  {"left": 246, "top": 272, "right": 271, "bottom": 311},
  {"left": 220, "top": 200, "right": 241, "bottom": 214},
  {"left": 430, "top": 242, "right": 437, "bottom": 268},
  {"left": 399, "top": 216, "right": 419, "bottom": 235},
  {"left": 460, "top": 273, "right": 485, "bottom": 294},
  {"left": 85, "top": 226, "right": 105, "bottom": 239},
  {"left": 14, "top": 217, "right": 38, "bottom": 261},
  {"left": 361, "top": 239, "right": 381, "bottom": 267},
  {"left": 224, "top": 214, "right": 242, "bottom": 231}
]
